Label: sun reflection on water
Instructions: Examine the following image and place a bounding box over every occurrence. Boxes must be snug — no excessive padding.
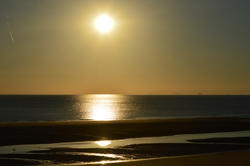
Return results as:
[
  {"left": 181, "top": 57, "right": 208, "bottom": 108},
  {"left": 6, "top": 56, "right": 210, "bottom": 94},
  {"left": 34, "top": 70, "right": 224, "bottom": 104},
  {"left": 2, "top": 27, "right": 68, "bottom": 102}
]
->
[
  {"left": 80, "top": 94, "right": 123, "bottom": 121},
  {"left": 89, "top": 103, "right": 115, "bottom": 120}
]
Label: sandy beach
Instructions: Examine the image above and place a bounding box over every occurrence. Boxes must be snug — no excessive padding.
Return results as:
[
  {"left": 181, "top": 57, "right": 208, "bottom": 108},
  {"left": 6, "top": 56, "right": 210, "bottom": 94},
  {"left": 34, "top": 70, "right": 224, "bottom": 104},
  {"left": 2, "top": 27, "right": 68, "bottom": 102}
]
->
[
  {"left": 86, "top": 149, "right": 250, "bottom": 166},
  {"left": 1, "top": 118, "right": 250, "bottom": 146},
  {"left": 1, "top": 118, "right": 250, "bottom": 165}
]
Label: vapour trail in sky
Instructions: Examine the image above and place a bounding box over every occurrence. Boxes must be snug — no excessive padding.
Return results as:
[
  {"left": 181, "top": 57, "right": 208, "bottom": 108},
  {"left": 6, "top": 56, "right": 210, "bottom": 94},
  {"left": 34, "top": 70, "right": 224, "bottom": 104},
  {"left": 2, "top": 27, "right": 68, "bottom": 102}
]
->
[{"left": 6, "top": 16, "right": 15, "bottom": 43}]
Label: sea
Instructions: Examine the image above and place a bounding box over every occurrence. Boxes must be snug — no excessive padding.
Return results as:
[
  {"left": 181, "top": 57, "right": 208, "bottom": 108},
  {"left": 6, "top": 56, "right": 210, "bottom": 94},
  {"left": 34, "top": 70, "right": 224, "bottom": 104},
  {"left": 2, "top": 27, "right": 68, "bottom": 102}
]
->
[{"left": 0, "top": 95, "right": 250, "bottom": 122}]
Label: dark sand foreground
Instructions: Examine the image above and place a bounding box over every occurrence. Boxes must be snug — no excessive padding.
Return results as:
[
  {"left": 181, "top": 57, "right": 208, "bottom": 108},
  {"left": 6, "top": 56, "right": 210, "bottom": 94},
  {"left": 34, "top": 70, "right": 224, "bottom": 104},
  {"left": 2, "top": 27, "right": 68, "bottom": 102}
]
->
[
  {"left": 86, "top": 149, "right": 250, "bottom": 166},
  {"left": 1, "top": 118, "right": 250, "bottom": 165},
  {"left": 1, "top": 117, "right": 250, "bottom": 146}
]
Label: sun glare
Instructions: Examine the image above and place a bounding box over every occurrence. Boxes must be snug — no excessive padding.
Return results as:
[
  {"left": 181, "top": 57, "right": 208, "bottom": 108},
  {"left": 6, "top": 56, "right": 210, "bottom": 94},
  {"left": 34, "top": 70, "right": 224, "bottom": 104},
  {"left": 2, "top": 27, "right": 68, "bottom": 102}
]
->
[{"left": 94, "top": 14, "right": 115, "bottom": 34}]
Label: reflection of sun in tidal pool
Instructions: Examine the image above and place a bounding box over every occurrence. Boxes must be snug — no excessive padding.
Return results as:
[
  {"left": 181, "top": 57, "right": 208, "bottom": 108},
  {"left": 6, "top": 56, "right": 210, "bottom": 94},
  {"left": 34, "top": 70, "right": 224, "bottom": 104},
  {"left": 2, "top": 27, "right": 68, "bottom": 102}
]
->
[{"left": 95, "top": 140, "right": 111, "bottom": 147}]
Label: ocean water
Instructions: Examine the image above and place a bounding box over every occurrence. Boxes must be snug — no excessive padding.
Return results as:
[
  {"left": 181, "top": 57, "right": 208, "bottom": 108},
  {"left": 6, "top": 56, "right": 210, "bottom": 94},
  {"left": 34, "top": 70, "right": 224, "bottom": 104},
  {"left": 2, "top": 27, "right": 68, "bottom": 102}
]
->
[{"left": 0, "top": 95, "right": 249, "bottom": 122}]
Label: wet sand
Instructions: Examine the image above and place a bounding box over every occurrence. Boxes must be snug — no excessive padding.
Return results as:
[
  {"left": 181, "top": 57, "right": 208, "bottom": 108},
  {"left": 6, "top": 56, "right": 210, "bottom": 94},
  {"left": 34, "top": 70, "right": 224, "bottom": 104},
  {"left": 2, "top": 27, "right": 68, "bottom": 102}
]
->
[
  {"left": 190, "top": 137, "right": 250, "bottom": 143},
  {"left": 1, "top": 117, "right": 250, "bottom": 146},
  {"left": 1, "top": 118, "right": 250, "bottom": 165},
  {"left": 86, "top": 150, "right": 250, "bottom": 166},
  {"left": 1, "top": 143, "right": 250, "bottom": 165}
]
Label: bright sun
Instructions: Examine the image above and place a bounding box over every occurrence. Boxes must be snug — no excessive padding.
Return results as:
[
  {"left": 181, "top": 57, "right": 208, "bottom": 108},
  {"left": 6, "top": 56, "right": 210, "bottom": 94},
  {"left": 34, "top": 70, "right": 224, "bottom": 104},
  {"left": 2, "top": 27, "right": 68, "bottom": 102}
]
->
[{"left": 94, "top": 14, "right": 115, "bottom": 34}]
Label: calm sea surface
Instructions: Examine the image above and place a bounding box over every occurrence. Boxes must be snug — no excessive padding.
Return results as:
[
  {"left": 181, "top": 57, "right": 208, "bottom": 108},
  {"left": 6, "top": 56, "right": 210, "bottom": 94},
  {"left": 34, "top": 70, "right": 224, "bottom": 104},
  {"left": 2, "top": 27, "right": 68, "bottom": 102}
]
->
[{"left": 0, "top": 95, "right": 249, "bottom": 122}]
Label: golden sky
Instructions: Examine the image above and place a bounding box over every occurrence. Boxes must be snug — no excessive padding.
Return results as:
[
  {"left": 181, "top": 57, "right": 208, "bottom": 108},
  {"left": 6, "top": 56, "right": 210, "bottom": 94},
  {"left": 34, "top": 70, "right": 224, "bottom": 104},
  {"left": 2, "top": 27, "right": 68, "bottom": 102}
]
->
[{"left": 0, "top": 0, "right": 250, "bottom": 94}]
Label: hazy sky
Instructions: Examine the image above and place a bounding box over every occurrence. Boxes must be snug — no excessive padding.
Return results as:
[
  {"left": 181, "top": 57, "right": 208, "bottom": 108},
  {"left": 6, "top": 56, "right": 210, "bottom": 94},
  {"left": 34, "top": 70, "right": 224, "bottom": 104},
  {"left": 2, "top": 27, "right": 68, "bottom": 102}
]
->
[{"left": 0, "top": 0, "right": 250, "bottom": 94}]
